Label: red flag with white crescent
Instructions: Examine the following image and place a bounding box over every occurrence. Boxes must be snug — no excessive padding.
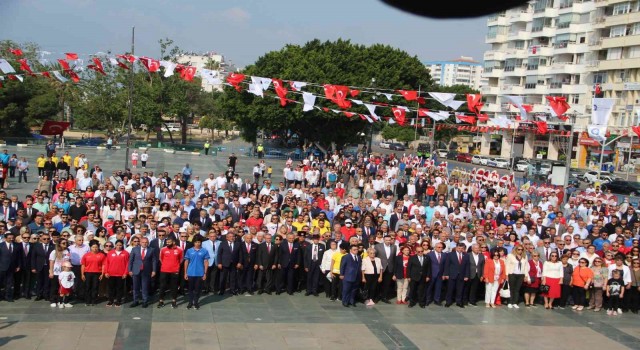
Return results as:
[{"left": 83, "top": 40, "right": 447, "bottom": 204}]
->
[
  {"left": 418, "top": 108, "right": 429, "bottom": 117},
  {"left": 17, "top": 59, "right": 32, "bottom": 74},
  {"left": 180, "top": 66, "right": 197, "bottom": 81},
  {"left": 87, "top": 57, "right": 106, "bottom": 75},
  {"left": 272, "top": 78, "right": 288, "bottom": 107},
  {"left": 9, "top": 48, "right": 23, "bottom": 56},
  {"left": 40, "top": 120, "right": 71, "bottom": 135},
  {"left": 226, "top": 73, "right": 245, "bottom": 91},
  {"left": 65, "top": 53, "right": 78, "bottom": 60},
  {"left": 398, "top": 90, "right": 418, "bottom": 101},
  {"left": 333, "top": 85, "right": 351, "bottom": 109},
  {"left": 392, "top": 107, "right": 406, "bottom": 126}
]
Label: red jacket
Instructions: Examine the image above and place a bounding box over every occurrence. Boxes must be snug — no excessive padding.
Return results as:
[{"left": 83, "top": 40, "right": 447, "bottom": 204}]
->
[
  {"left": 104, "top": 250, "right": 130, "bottom": 276},
  {"left": 81, "top": 252, "right": 105, "bottom": 273},
  {"left": 160, "top": 246, "right": 183, "bottom": 273}
]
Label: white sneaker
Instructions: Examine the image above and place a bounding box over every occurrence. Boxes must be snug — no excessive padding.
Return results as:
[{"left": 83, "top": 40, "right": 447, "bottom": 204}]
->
[
  {"left": 607, "top": 310, "right": 613, "bottom": 315},
  {"left": 507, "top": 304, "right": 513, "bottom": 308},
  {"left": 612, "top": 311, "right": 618, "bottom": 316},
  {"left": 617, "top": 308, "right": 623, "bottom": 314},
  {"left": 58, "top": 303, "right": 65, "bottom": 309},
  {"left": 50, "top": 303, "right": 57, "bottom": 308},
  {"left": 571, "top": 305, "right": 579, "bottom": 310},
  {"left": 513, "top": 304, "right": 520, "bottom": 309},
  {"left": 64, "top": 303, "right": 73, "bottom": 308}
]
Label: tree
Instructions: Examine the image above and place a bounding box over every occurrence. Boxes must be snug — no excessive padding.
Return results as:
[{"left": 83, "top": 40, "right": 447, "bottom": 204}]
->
[
  {"left": 0, "top": 40, "right": 61, "bottom": 136},
  {"left": 217, "top": 39, "right": 434, "bottom": 149},
  {"left": 431, "top": 84, "right": 480, "bottom": 149},
  {"left": 381, "top": 124, "right": 422, "bottom": 143}
]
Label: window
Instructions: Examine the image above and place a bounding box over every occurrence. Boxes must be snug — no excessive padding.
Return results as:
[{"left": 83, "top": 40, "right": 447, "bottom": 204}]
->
[
  {"left": 514, "top": 40, "right": 525, "bottom": 49},
  {"left": 607, "top": 47, "right": 623, "bottom": 60},
  {"left": 592, "top": 73, "right": 606, "bottom": 84},
  {"left": 571, "top": 95, "right": 580, "bottom": 104},
  {"left": 610, "top": 25, "right": 627, "bottom": 38},
  {"left": 630, "top": 23, "right": 640, "bottom": 35},
  {"left": 613, "top": 2, "right": 631, "bottom": 15},
  {"left": 628, "top": 46, "right": 640, "bottom": 58}
]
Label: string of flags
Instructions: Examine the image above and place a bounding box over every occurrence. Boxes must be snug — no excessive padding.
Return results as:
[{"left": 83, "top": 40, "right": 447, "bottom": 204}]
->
[{"left": 0, "top": 46, "right": 575, "bottom": 129}]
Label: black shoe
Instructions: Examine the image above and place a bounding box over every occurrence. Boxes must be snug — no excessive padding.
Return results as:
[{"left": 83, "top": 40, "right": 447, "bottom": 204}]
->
[
  {"left": 425, "top": 302, "right": 432, "bottom": 306},
  {"left": 420, "top": 304, "right": 426, "bottom": 308},
  {"left": 350, "top": 303, "right": 357, "bottom": 307},
  {"left": 218, "top": 291, "right": 225, "bottom": 296},
  {"left": 287, "top": 292, "right": 294, "bottom": 296},
  {"left": 457, "top": 303, "right": 465, "bottom": 308},
  {"left": 106, "top": 301, "right": 114, "bottom": 307},
  {"left": 276, "top": 291, "right": 282, "bottom": 295},
  {"left": 171, "top": 301, "right": 177, "bottom": 309},
  {"left": 232, "top": 291, "right": 238, "bottom": 296},
  {"left": 266, "top": 291, "right": 272, "bottom": 295},
  {"left": 381, "top": 299, "right": 391, "bottom": 304},
  {"left": 444, "top": 303, "right": 452, "bottom": 308},
  {"left": 157, "top": 302, "right": 165, "bottom": 308},
  {"left": 314, "top": 293, "right": 319, "bottom": 297},
  {"left": 130, "top": 301, "right": 139, "bottom": 308},
  {"left": 342, "top": 303, "right": 350, "bottom": 307},
  {"left": 470, "top": 302, "right": 477, "bottom": 306},
  {"left": 35, "top": 296, "right": 42, "bottom": 301},
  {"left": 408, "top": 303, "right": 415, "bottom": 308},
  {"left": 305, "top": 292, "right": 312, "bottom": 296},
  {"left": 115, "top": 302, "right": 122, "bottom": 307},
  {"left": 142, "top": 302, "right": 149, "bottom": 308},
  {"left": 187, "top": 303, "right": 193, "bottom": 310},
  {"left": 435, "top": 301, "right": 443, "bottom": 306},
  {"left": 194, "top": 304, "right": 200, "bottom": 310},
  {"left": 257, "top": 290, "right": 264, "bottom": 295},
  {"left": 25, "top": 296, "right": 31, "bottom": 300},
  {"left": 330, "top": 297, "right": 336, "bottom": 301}
]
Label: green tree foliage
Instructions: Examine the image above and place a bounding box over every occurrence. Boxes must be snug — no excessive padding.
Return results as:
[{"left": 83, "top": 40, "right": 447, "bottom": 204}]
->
[
  {"left": 432, "top": 84, "right": 480, "bottom": 145},
  {"left": 217, "top": 39, "right": 434, "bottom": 148},
  {"left": 381, "top": 124, "right": 420, "bottom": 143},
  {"left": 0, "top": 40, "right": 62, "bottom": 136}
]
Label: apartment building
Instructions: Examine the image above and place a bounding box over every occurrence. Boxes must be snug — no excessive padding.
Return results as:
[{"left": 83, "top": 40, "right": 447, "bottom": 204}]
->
[
  {"left": 424, "top": 57, "right": 486, "bottom": 90},
  {"left": 176, "top": 52, "right": 226, "bottom": 92}
]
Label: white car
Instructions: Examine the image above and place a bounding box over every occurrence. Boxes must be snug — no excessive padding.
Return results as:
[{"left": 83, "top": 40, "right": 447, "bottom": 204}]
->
[
  {"left": 516, "top": 160, "right": 530, "bottom": 172},
  {"left": 379, "top": 140, "right": 391, "bottom": 149},
  {"left": 479, "top": 156, "right": 490, "bottom": 166},
  {"left": 471, "top": 155, "right": 483, "bottom": 165},
  {"left": 437, "top": 149, "right": 448, "bottom": 158},
  {"left": 582, "top": 171, "right": 615, "bottom": 184},
  {"left": 491, "top": 157, "right": 510, "bottom": 169},
  {"left": 539, "top": 163, "right": 552, "bottom": 176}
]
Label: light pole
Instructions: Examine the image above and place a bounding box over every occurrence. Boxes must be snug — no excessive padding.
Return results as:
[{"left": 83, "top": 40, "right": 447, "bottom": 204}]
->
[{"left": 124, "top": 26, "right": 135, "bottom": 169}]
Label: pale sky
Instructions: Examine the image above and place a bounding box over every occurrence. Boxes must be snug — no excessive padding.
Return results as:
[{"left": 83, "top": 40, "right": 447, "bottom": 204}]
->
[{"left": 1, "top": 0, "right": 490, "bottom": 68}]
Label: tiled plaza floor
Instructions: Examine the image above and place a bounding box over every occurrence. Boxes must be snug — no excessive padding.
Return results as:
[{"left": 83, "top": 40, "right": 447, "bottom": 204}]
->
[{"left": 1, "top": 293, "right": 640, "bottom": 350}]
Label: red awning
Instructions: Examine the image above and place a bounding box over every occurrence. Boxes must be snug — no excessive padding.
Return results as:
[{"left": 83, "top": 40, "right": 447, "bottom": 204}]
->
[{"left": 579, "top": 137, "right": 600, "bottom": 147}]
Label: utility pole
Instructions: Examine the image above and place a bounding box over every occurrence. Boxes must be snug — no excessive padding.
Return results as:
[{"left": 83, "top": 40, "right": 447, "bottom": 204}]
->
[{"left": 124, "top": 26, "right": 135, "bottom": 169}]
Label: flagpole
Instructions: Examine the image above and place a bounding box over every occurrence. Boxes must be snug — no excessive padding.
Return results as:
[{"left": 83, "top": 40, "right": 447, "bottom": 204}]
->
[
  {"left": 124, "top": 26, "right": 135, "bottom": 169},
  {"left": 414, "top": 85, "right": 421, "bottom": 145},
  {"left": 626, "top": 135, "right": 633, "bottom": 180}
]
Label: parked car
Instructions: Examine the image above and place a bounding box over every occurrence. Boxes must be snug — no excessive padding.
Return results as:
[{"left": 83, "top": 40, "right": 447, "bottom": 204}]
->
[
  {"left": 457, "top": 153, "right": 472, "bottom": 163},
  {"left": 582, "top": 170, "right": 614, "bottom": 184},
  {"left": 446, "top": 151, "right": 458, "bottom": 159},
  {"left": 379, "top": 140, "right": 392, "bottom": 149},
  {"left": 602, "top": 180, "right": 640, "bottom": 196},
  {"left": 488, "top": 157, "right": 510, "bottom": 169},
  {"left": 389, "top": 142, "right": 406, "bottom": 151},
  {"left": 436, "top": 149, "right": 448, "bottom": 158},
  {"left": 479, "top": 156, "right": 490, "bottom": 166},
  {"left": 471, "top": 155, "right": 483, "bottom": 165},
  {"left": 515, "top": 160, "right": 530, "bottom": 172},
  {"left": 539, "top": 163, "right": 552, "bottom": 176},
  {"left": 417, "top": 143, "right": 430, "bottom": 153}
]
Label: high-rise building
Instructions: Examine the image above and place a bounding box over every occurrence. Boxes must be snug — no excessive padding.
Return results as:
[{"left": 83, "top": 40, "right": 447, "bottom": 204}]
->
[
  {"left": 176, "top": 52, "right": 226, "bottom": 92},
  {"left": 424, "top": 57, "right": 485, "bottom": 90}
]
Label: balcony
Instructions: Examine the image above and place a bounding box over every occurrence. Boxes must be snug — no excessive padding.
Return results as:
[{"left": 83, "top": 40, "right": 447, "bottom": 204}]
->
[
  {"left": 607, "top": 12, "right": 640, "bottom": 27},
  {"left": 508, "top": 30, "right": 531, "bottom": 41},
  {"left": 481, "top": 103, "right": 502, "bottom": 113},
  {"left": 594, "top": 0, "right": 608, "bottom": 7},
  {"left": 559, "top": 84, "right": 589, "bottom": 94},
  {"left": 481, "top": 86, "right": 501, "bottom": 96},
  {"left": 508, "top": 10, "right": 533, "bottom": 22},
  {"left": 573, "top": 1, "right": 595, "bottom": 13},
  {"left": 484, "top": 51, "right": 506, "bottom": 61},
  {"left": 488, "top": 15, "right": 508, "bottom": 26},
  {"left": 486, "top": 34, "right": 508, "bottom": 43},
  {"left": 533, "top": 6, "right": 558, "bottom": 17},
  {"left": 505, "top": 48, "right": 530, "bottom": 59},
  {"left": 503, "top": 84, "right": 525, "bottom": 94},
  {"left": 550, "top": 62, "right": 586, "bottom": 74},
  {"left": 531, "top": 26, "right": 556, "bottom": 38},
  {"left": 503, "top": 66, "right": 526, "bottom": 76},
  {"left": 536, "top": 45, "right": 553, "bottom": 56},
  {"left": 483, "top": 67, "right": 504, "bottom": 78},
  {"left": 601, "top": 34, "right": 640, "bottom": 49},
  {"left": 599, "top": 57, "right": 640, "bottom": 70}
]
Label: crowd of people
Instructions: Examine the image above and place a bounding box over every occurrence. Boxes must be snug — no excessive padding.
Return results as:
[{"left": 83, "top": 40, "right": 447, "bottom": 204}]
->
[{"left": 0, "top": 143, "right": 639, "bottom": 317}]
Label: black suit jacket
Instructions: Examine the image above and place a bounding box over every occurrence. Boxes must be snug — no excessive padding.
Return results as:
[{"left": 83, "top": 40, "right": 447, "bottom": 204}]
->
[
  {"left": 31, "top": 242, "right": 55, "bottom": 272},
  {"left": 303, "top": 243, "right": 326, "bottom": 269},
  {"left": 389, "top": 213, "right": 401, "bottom": 233},
  {"left": 238, "top": 241, "right": 258, "bottom": 267},
  {"left": 0, "top": 242, "right": 21, "bottom": 272},
  {"left": 113, "top": 192, "right": 131, "bottom": 207},
  {"left": 395, "top": 183, "right": 408, "bottom": 198},
  {"left": 278, "top": 241, "right": 301, "bottom": 268},
  {"left": 443, "top": 251, "right": 470, "bottom": 279},
  {"left": 407, "top": 255, "right": 431, "bottom": 282},
  {"left": 257, "top": 242, "right": 278, "bottom": 268},
  {"left": 218, "top": 240, "right": 241, "bottom": 267},
  {"left": 17, "top": 242, "right": 32, "bottom": 270}
]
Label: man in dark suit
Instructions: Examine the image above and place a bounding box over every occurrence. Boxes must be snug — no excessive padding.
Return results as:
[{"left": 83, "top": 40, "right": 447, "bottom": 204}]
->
[
  {"left": 229, "top": 198, "right": 244, "bottom": 224},
  {"left": 340, "top": 244, "right": 362, "bottom": 307},
  {"left": 464, "top": 243, "right": 485, "bottom": 306},
  {"left": 388, "top": 207, "right": 403, "bottom": 235},
  {"left": 31, "top": 233, "right": 54, "bottom": 300},
  {"left": 16, "top": 230, "right": 34, "bottom": 299},
  {"left": 113, "top": 185, "right": 131, "bottom": 208},
  {"left": 407, "top": 246, "right": 431, "bottom": 308},
  {"left": 443, "top": 243, "right": 470, "bottom": 308},
  {"left": 238, "top": 233, "right": 258, "bottom": 294},
  {"left": 426, "top": 242, "right": 446, "bottom": 306},
  {"left": 193, "top": 210, "right": 213, "bottom": 232},
  {"left": 304, "top": 234, "right": 325, "bottom": 296},
  {"left": 395, "top": 178, "right": 408, "bottom": 199},
  {"left": 217, "top": 231, "right": 240, "bottom": 295},
  {"left": 128, "top": 237, "right": 157, "bottom": 308},
  {"left": 277, "top": 233, "right": 301, "bottom": 295},
  {"left": 256, "top": 233, "right": 278, "bottom": 294},
  {"left": 374, "top": 236, "right": 396, "bottom": 303},
  {"left": 0, "top": 200, "right": 17, "bottom": 222},
  {"left": 362, "top": 224, "right": 376, "bottom": 240},
  {"left": 0, "top": 232, "right": 21, "bottom": 302}
]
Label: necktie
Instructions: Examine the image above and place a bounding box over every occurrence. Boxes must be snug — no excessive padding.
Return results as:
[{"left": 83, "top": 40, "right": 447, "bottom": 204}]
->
[
  {"left": 419, "top": 256, "right": 423, "bottom": 265},
  {"left": 24, "top": 243, "right": 28, "bottom": 256},
  {"left": 247, "top": 243, "right": 250, "bottom": 253},
  {"left": 353, "top": 254, "right": 356, "bottom": 262},
  {"left": 458, "top": 253, "right": 462, "bottom": 264},
  {"left": 313, "top": 245, "right": 318, "bottom": 261},
  {"left": 142, "top": 248, "right": 146, "bottom": 259},
  {"left": 437, "top": 253, "right": 441, "bottom": 263},
  {"left": 181, "top": 242, "right": 185, "bottom": 250},
  {"left": 141, "top": 248, "right": 146, "bottom": 270},
  {"left": 267, "top": 243, "right": 270, "bottom": 253},
  {"left": 230, "top": 242, "right": 233, "bottom": 251},
  {"left": 9, "top": 244, "right": 12, "bottom": 253},
  {"left": 289, "top": 243, "right": 292, "bottom": 253},
  {"left": 28, "top": 209, "right": 31, "bottom": 216},
  {"left": 545, "top": 248, "right": 549, "bottom": 260}
]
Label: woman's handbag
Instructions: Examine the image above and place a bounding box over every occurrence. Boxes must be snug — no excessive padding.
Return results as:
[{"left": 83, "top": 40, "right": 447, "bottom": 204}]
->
[
  {"left": 539, "top": 284, "right": 550, "bottom": 294},
  {"left": 499, "top": 280, "right": 511, "bottom": 298}
]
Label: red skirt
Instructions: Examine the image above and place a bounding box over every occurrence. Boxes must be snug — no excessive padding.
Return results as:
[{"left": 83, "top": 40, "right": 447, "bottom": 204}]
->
[
  {"left": 542, "top": 277, "right": 561, "bottom": 299},
  {"left": 59, "top": 286, "right": 73, "bottom": 295}
]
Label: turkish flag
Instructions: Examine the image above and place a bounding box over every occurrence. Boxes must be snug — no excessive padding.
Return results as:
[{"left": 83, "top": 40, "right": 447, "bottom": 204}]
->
[
  {"left": 87, "top": 57, "right": 106, "bottom": 75},
  {"left": 398, "top": 90, "right": 418, "bottom": 101},
  {"left": 9, "top": 48, "right": 23, "bottom": 56},
  {"left": 392, "top": 107, "right": 406, "bottom": 126},
  {"left": 57, "top": 59, "right": 71, "bottom": 70},
  {"left": 272, "top": 78, "right": 288, "bottom": 106},
  {"left": 632, "top": 126, "right": 640, "bottom": 138},
  {"left": 477, "top": 114, "right": 488, "bottom": 122},
  {"left": 42, "top": 71, "right": 51, "bottom": 79},
  {"left": 350, "top": 89, "right": 360, "bottom": 97},
  {"left": 324, "top": 84, "right": 336, "bottom": 99},
  {"left": 522, "top": 104, "right": 533, "bottom": 113},
  {"left": 332, "top": 85, "right": 351, "bottom": 109},
  {"left": 139, "top": 57, "right": 160, "bottom": 72},
  {"left": 226, "top": 73, "right": 245, "bottom": 91},
  {"left": 343, "top": 112, "right": 355, "bottom": 118},
  {"left": 65, "top": 69, "right": 80, "bottom": 83},
  {"left": 180, "top": 66, "right": 197, "bottom": 81},
  {"left": 456, "top": 114, "right": 476, "bottom": 124},
  {"left": 65, "top": 53, "right": 78, "bottom": 60},
  {"left": 535, "top": 121, "right": 548, "bottom": 134},
  {"left": 466, "top": 93, "right": 483, "bottom": 113},
  {"left": 40, "top": 120, "right": 71, "bottom": 135},
  {"left": 546, "top": 96, "right": 570, "bottom": 117},
  {"left": 17, "top": 59, "right": 32, "bottom": 74},
  {"left": 117, "top": 54, "right": 137, "bottom": 63},
  {"left": 418, "top": 108, "right": 430, "bottom": 117}
]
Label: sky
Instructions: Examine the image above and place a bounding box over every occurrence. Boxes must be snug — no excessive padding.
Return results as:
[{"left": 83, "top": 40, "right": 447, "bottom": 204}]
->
[{"left": 1, "top": 0, "right": 490, "bottom": 69}]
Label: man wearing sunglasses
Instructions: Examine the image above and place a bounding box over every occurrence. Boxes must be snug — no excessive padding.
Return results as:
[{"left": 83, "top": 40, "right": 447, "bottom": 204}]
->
[{"left": 31, "top": 233, "right": 55, "bottom": 301}]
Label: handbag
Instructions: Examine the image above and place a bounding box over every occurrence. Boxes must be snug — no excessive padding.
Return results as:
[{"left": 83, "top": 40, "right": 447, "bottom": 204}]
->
[
  {"left": 539, "top": 284, "right": 550, "bottom": 294},
  {"left": 499, "top": 280, "right": 511, "bottom": 298}
]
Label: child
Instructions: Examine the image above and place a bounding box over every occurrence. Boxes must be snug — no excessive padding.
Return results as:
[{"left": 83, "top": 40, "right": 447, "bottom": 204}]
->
[
  {"left": 58, "top": 262, "right": 76, "bottom": 309},
  {"left": 606, "top": 269, "right": 625, "bottom": 315},
  {"left": 267, "top": 166, "right": 273, "bottom": 179}
]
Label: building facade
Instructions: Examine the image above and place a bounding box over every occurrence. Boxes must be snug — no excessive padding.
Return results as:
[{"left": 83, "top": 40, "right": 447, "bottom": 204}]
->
[
  {"left": 424, "top": 57, "right": 485, "bottom": 90},
  {"left": 176, "top": 52, "right": 226, "bottom": 92}
]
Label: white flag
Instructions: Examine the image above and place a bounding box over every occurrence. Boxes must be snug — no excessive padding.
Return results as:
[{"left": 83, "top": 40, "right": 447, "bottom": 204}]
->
[
  {"left": 383, "top": 93, "right": 393, "bottom": 100},
  {"left": 503, "top": 95, "right": 529, "bottom": 121},
  {"left": 290, "top": 81, "right": 306, "bottom": 91},
  {"left": 160, "top": 61, "right": 177, "bottom": 77},
  {"left": 365, "top": 104, "right": 379, "bottom": 120},
  {"left": 445, "top": 100, "right": 466, "bottom": 110},
  {"left": 302, "top": 92, "right": 316, "bottom": 112},
  {"left": 587, "top": 124, "right": 607, "bottom": 142},
  {"left": 428, "top": 92, "right": 456, "bottom": 105},
  {"left": 361, "top": 114, "right": 373, "bottom": 123},
  {"left": 199, "top": 69, "right": 222, "bottom": 85},
  {"left": 38, "top": 59, "right": 50, "bottom": 67},
  {"left": 492, "top": 116, "right": 513, "bottom": 128},
  {"left": 351, "top": 99, "right": 363, "bottom": 105},
  {"left": 14, "top": 74, "right": 23, "bottom": 82},
  {"left": 426, "top": 111, "right": 450, "bottom": 121},
  {"left": 591, "top": 98, "right": 615, "bottom": 125},
  {"left": 0, "top": 59, "right": 16, "bottom": 74},
  {"left": 52, "top": 71, "right": 68, "bottom": 83},
  {"left": 258, "top": 77, "right": 271, "bottom": 91},
  {"left": 248, "top": 83, "right": 264, "bottom": 97}
]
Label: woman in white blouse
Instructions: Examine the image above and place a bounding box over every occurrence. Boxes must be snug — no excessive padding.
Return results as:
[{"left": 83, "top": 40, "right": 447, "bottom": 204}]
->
[
  {"left": 361, "top": 247, "right": 382, "bottom": 306},
  {"left": 505, "top": 246, "right": 531, "bottom": 309},
  {"left": 320, "top": 241, "right": 338, "bottom": 298},
  {"left": 541, "top": 252, "right": 563, "bottom": 309}
]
